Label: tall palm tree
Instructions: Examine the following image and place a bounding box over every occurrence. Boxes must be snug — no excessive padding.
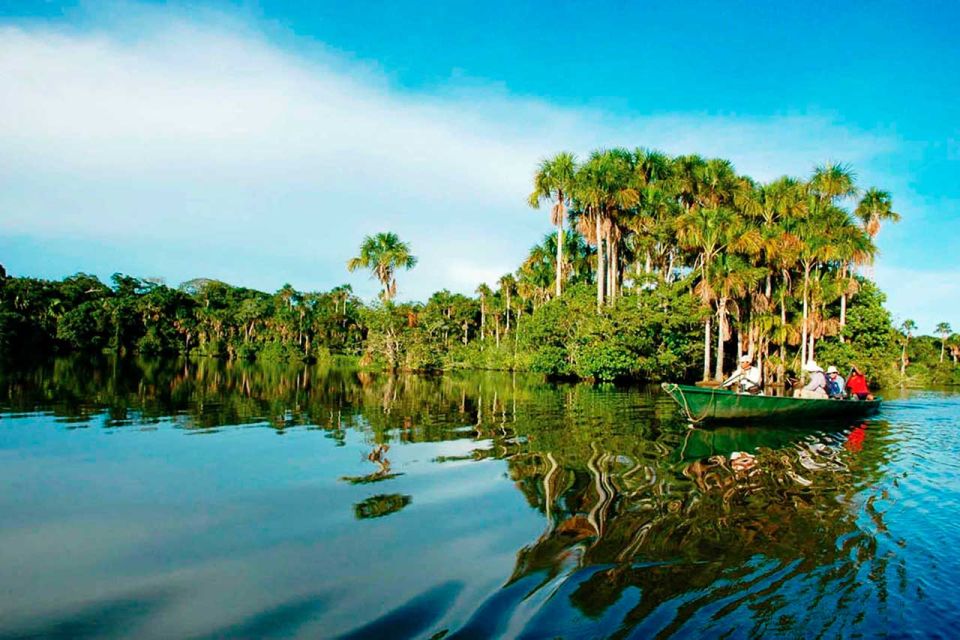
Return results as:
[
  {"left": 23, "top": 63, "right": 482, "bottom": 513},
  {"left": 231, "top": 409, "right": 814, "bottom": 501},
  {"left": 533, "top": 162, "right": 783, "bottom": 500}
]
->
[
  {"left": 707, "top": 254, "right": 764, "bottom": 381},
  {"left": 346, "top": 232, "right": 418, "bottom": 302},
  {"left": 573, "top": 153, "right": 610, "bottom": 309},
  {"left": 794, "top": 196, "right": 854, "bottom": 365},
  {"left": 574, "top": 150, "right": 639, "bottom": 308},
  {"left": 855, "top": 188, "right": 900, "bottom": 239},
  {"left": 677, "top": 206, "right": 761, "bottom": 380},
  {"left": 830, "top": 216, "right": 875, "bottom": 333},
  {"left": 476, "top": 283, "right": 493, "bottom": 341},
  {"left": 498, "top": 274, "right": 517, "bottom": 332},
  {"left": 900, "top": 319, "right": 917, "bottom": 379},
  {"left": 811, "top": 162, "right": 858, "bottom": 204},
  {"left": 936, "top": 322, "right": 953, "bottom": 363},
  {"left": 529, "top": 152, "right": 578, "bottom": 298}
]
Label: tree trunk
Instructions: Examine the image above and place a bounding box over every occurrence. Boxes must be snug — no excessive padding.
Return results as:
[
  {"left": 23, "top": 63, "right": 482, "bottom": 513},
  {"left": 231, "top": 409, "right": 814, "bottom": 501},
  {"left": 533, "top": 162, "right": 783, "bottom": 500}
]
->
[
  {"left": 556, "top": 213, "right": 564, "bottom": 298},
  {"left": 506, "top": 293, "right": 511, "bottom": 332},
  {"left": 715, "top": 304, "right": 726, "bottom": 382},
  {"left": 611, "top": 234, "right": 619, "bottom": 301},
  {"left": 801, "top": 263, "right": 810, "bottom": 365},
  {"left": 480, "top": 300, "right": 486, "bottom": 341},
  {"left": 839, "top": 263, "right": 848, "bottom": 344},
  {"left": 703, "top": 315, "right": 712, "bottom": 382},
  {"left": 940, "top": 340, "right": 945, "bottom": 363},
  {"left": 596, "top": 214, "right": 605, "bottom": 310},
  {"left": 840, "top": 292, "right": 847, "bottom": 343},
  {"left": 901, "top": 339, "right": 909, "bottom": 378},
  {"left": 759, "top": 339, "right": 767, "bottom": 389}
]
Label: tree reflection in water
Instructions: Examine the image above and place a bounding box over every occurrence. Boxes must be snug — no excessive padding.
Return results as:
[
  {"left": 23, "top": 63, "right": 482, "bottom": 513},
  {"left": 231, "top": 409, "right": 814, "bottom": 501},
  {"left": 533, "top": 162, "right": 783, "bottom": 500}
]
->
[{"left": 0, "top": 356, "right": 898, "bottom": 637}]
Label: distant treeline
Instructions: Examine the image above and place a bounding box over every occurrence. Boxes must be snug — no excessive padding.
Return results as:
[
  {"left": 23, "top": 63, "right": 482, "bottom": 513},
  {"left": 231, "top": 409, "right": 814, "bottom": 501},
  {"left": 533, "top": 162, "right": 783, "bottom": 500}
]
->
[{"left": 0, "top": 272, "right": 362, "bottom": 361}]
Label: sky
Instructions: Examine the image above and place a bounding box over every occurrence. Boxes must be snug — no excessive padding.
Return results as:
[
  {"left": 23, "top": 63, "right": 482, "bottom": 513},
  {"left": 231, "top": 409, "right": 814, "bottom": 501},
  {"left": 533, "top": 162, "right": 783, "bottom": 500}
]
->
[{"left": 1, "top": 0, "right": 958, "bottom": 333}]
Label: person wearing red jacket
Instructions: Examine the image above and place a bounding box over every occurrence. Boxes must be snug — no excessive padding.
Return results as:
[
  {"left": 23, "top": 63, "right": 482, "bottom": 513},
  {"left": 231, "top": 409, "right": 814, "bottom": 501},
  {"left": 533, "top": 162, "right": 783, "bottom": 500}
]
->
[{"left": 846, "top": 365, "right": 872, "bottom": 400}]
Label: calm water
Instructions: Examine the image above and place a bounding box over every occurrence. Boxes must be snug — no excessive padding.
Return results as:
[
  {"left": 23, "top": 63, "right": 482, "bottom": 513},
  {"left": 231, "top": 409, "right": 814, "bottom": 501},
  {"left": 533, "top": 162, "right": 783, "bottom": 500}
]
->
[{"left": 1, "top": 357, "right": 959, "bottom": 639}]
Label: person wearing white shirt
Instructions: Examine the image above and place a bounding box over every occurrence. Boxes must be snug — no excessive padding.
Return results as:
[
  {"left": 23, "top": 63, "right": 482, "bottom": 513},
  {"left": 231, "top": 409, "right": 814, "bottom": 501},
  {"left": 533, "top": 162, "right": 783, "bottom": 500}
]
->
[{"left": 721, "top": 355, "right": 762, "bottom": 394}]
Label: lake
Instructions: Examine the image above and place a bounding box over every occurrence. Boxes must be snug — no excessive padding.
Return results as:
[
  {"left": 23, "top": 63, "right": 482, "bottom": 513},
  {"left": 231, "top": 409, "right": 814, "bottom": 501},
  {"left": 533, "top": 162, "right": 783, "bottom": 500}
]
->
[{"left": 1, "top": 357, "right": 959, "bottom": 639}]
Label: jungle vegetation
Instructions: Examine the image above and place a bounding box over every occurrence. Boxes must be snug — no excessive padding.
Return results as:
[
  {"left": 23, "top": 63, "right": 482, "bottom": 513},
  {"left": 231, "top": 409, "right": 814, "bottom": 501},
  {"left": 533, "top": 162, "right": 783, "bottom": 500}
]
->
[{"left": 1, "top": 148, "right": 956, "bottom": 386}]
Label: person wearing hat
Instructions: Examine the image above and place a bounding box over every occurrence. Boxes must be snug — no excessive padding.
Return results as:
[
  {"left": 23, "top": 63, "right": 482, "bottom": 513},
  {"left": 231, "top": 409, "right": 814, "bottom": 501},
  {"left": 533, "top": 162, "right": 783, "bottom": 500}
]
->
[
  {"left": 721, "top": 355, "right": 762, "bottom": 394},
  {"left": 825, "top": 366, "right": 846, "bottom": 399},
  {"left": 794, "top": 361, "right": 828, "bottom": 399}
]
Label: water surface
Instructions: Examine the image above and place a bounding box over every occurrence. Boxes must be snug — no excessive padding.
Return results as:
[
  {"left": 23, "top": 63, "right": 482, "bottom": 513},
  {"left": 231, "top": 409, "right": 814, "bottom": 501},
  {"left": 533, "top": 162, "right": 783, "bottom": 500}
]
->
[{"left": 1, "top": 357, "right": 958, "bottom": 639}]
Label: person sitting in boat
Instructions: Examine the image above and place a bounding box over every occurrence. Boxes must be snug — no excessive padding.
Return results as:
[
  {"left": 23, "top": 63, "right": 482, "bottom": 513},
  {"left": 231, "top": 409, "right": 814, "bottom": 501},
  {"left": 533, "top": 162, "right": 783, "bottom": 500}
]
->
[
  {"left": 794, "top": 361, "right": 828, "bottom": 399},
  {"left": 825, "top": 366, "right": 846, "bottom": 399},
  {"left": 721, "top": 355, "right": 762, "bottom": 394},
  {"left": 846, "top": 365, "right": 873, "bottom": 401}
]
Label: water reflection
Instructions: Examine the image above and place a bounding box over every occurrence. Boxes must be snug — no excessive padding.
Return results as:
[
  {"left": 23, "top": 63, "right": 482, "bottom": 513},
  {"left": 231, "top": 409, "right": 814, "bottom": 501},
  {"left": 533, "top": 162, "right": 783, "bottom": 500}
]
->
[{"left": 0, "top": 356, "right": 937, "bottom": 638}]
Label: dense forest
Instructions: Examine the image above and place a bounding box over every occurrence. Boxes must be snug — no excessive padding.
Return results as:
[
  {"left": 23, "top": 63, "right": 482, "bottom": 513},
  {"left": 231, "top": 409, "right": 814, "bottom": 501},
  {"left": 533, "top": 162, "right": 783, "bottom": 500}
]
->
[{"left": 2, "top": 148, "right": 957, "bottom": 387}]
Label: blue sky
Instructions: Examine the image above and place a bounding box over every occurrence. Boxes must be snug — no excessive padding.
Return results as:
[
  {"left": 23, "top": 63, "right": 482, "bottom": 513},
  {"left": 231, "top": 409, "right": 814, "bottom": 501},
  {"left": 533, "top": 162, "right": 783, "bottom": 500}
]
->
[{"left": 1, "top": 1, "right": 958, "bottom": 332}]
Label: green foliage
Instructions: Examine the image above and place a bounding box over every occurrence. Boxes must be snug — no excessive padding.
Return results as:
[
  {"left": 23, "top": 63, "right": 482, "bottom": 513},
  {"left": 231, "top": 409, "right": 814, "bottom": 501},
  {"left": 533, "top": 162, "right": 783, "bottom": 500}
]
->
[
  {"left": 56, "top": 301, "right": 111, "bottom": 351},
  {"left": 574, "top": 342, "right": 636, "bottom": 381},
  {"left": 0, "top": 273, "right": 364, "bottom": 362},
  {"left": 515, "top": 282, "right": 702, "bottom": 381}
]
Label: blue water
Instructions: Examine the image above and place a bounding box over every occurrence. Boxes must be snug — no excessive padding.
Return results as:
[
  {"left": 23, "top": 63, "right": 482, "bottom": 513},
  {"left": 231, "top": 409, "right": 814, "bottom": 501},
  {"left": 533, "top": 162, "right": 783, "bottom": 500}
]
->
[{"left": 1, "top": 359, "right": 958, "bottom": 639}]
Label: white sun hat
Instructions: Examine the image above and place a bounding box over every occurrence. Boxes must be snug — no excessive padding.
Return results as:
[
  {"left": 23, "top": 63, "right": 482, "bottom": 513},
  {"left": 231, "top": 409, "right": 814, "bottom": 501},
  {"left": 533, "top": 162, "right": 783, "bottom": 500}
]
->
[
  {"left": 826, "top": 366, "right": 839, "bottom": 374},
  {"left": 803, "top": 360, "right": 822, "bottom": 372},
  {"left": 739, "top": 355, "right": 752, "bottom": 363}
]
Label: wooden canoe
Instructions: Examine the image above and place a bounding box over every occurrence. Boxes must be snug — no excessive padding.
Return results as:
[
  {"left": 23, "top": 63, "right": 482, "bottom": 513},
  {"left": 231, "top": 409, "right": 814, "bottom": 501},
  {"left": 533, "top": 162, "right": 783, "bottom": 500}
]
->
[{"left": 661, "top": 383, "right": 882, "bottom": 424}]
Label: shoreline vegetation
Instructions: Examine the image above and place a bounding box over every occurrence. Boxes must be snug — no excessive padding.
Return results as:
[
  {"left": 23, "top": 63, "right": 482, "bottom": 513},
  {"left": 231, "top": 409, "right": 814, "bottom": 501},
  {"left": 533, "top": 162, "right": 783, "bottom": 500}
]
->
[{"left": 2, "top": 149, "right": 958, "bottom": 388}]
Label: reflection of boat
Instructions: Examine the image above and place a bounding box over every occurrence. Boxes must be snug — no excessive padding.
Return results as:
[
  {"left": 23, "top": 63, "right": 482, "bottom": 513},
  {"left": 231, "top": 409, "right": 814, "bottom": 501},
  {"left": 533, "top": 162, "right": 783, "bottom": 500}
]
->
[
  {"left": 675, "top": 425, "right": 812, "bottom": 461},
  {"left": 661, "top": 383, "right": 881, "bottom": 424}
]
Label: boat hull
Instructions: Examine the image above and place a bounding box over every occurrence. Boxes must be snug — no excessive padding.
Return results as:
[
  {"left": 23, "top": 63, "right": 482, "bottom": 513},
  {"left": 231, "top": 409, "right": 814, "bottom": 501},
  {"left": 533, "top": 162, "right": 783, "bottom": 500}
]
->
[{"left": 661, "top": 383, "right": 882, "bottom": 424}]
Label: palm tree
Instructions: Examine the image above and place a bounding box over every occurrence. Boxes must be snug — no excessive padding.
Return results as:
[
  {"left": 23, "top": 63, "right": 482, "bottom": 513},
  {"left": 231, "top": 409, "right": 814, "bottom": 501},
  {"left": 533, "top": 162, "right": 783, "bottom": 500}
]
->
[
  {"left": 855, "top": 188, "right": 900, "bottom": 239},
  {"left": 708, "top": 254, "right": 764, "bottom": 381},
  {"left": 573, "top": 150, "right": 638, "bottom": 308},
  {"left": 498, "top": 274, "right": 517, "bottom": 332},
  {"left": 476, "top": 283, "right": 492, "bottom": 340},
  {"left": 346, "top": 232, "right": 417, "bottom": 302},
  {"left": 830, "top": 217, "right": 875, "bottom": 333},
  {"left": 793, "top": 203, "right": 848, "bottom": 365},
  {"left": 529, "top": 152, "right": 578, "bottom": 298},
  {"left": 900, "top": 319, "right": 916, "bottom": 379},
  {"left": 677, "top": 206, "right": 761, "bottom": 380},
  {"left": 811, "top": 162, "right": 858, "bottom": 204},
  {"left": 936, "top": 322, "right": 953, "bottom": 363}
]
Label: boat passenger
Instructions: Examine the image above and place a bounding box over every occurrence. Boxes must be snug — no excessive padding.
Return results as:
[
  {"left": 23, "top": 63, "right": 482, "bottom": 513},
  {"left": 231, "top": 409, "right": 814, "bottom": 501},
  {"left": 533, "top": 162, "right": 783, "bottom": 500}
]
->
[
  {"left": 721, "top": 355, "right": 762, "bottom": 394},
  {"left": 794, "top": 361, "right": 828, "bottom": 399},
  {"left": 825, "top": 366, "right": 846, "bottom": 399},
  {"left": 846, "top": 365, "right": 873, "bottom": 400}
]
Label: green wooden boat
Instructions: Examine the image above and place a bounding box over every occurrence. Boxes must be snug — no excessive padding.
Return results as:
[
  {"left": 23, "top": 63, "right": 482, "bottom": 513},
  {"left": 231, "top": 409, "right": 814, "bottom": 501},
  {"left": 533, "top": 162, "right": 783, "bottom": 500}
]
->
[{"left": 661, "top": 383, "right": 882, "bottom": 424}]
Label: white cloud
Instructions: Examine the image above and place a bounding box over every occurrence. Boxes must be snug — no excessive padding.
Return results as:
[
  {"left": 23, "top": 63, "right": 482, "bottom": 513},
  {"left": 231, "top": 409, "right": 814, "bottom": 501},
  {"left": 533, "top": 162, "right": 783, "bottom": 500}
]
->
[{"left": 0, "top": 5, "right": 918, "bottom": 308}]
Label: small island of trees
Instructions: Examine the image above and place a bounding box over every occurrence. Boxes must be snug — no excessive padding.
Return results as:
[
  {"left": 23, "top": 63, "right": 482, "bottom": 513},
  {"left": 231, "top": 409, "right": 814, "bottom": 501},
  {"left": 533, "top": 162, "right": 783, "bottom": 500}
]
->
[{"left": 1, "top": 147, "right": 957, "bottom": 387}]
